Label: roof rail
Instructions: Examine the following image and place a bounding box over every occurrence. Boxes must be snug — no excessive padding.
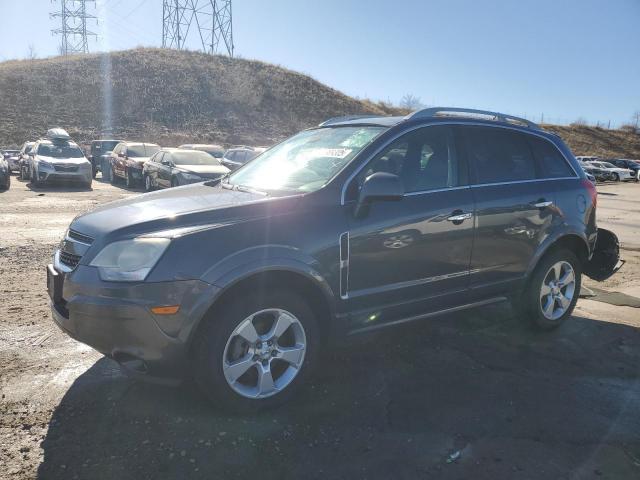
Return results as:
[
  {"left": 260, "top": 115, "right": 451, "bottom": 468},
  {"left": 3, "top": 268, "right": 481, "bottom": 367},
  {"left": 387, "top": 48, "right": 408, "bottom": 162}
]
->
[
  {"left": 318, "top": 115, "right": 379, "bottom": 127},
  {"left": 407, "top": 107, "right": 540, "bottom": 130}
]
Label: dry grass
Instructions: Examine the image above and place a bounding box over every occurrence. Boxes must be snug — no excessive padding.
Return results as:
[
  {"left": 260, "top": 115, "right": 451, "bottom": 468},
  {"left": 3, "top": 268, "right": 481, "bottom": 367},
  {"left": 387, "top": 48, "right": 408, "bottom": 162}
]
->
[
  {"left": 0, "top": 48, "right": 402, "bottom": 147},
  {"left": 0, "top": 48, "right": 637, "bottom": 159}
]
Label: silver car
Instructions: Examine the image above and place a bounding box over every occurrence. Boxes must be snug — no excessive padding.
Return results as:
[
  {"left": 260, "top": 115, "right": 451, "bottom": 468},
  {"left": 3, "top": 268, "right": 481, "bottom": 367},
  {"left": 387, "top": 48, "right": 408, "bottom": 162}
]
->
[{"left": 28, "top": 139, "right": 93, "bottom": 188}]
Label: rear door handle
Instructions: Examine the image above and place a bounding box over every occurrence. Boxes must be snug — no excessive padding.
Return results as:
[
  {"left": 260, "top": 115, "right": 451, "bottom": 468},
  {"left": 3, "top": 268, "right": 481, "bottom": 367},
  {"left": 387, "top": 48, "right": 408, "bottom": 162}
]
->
[
  {"left": 532, "top": 200, "right": 553, "bottom": 208},
  {"left": 447, "top": 212, "right": 473, "bottom": 222}
]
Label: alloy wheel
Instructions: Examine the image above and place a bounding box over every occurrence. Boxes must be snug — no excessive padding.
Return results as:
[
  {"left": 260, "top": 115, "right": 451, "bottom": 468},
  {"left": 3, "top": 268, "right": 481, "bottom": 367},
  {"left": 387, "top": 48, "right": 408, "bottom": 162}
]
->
[
  {"left": 539, "top": 260, "right": 576, "bottom": 320},
  {"left": 222, "top": 308, "right": 307, "bottom": 399}
]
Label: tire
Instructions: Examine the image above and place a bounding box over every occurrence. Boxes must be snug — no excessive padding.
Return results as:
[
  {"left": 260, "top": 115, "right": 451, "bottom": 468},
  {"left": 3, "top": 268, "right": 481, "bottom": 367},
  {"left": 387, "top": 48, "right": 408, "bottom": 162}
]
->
[
  {"left": 613, "top": 173, "right": 620, "bottom": 182},
  {"left": 84, "top": 179, "right": 92, "bottom": 189},
  {"left": 125, "top": 168, "right": 135, "bottom": 188},
  {"left": 110, "top": 167, "right": 118, "bottom": 185},
  {"left": 515, "top": 248, "right": 581, "bottom": 330},
  {"left": 144, "top": 174, "right": 153, "bottom": 192},
  {"left": 0, "top": 174, "right": 9, "bottom": 190},
  {"left": 192, "top": 288, "right": 319, "bottom": 412},
  {"left": 30, "top": 166, "right": 40, "bottom": 187},
  {"left": 170, "top": 177, "right": 178, "bottom": 188}
]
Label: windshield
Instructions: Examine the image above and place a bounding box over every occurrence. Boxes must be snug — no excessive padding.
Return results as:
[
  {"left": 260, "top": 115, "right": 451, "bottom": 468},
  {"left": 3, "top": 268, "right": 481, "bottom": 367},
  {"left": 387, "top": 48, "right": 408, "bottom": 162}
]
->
[
  {"left": 601, "top": 162, "right": 616, "bottom": 168},
  {"left": 128, "top": 144, "right": 160, "bottom": 157},
  {"left": 37, "top": 143, "right": 84, "bottom": 158},
  {"left": 172, "top": 151, "right": 222, "bottom": 166},
  {"left": 226, "top": 126, "right": 385, "bottom": 193}
]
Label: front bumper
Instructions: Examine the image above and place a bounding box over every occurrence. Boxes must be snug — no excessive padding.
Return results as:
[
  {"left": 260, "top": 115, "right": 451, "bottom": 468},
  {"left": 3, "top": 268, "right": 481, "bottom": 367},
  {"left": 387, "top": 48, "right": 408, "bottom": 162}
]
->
[
  {"left": 49, "top": 263, "right": 220, "bottom": 382},
  {"left": 38, "top": 168, "right": 92, "bottom": 183}
]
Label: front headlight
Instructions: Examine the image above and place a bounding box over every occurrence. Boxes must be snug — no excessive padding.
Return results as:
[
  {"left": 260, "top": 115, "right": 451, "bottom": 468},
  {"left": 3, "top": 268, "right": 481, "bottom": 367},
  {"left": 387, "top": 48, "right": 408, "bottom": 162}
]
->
[{"left": 89, "top": 237, "right": 170, "bottom": 282}]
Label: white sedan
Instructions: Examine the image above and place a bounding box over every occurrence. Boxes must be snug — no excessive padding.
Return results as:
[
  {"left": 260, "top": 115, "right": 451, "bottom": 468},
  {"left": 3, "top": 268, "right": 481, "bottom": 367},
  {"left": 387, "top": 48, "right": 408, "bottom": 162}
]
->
[{"left": 587, "top": 161, "right": 635, "bottom": 182}]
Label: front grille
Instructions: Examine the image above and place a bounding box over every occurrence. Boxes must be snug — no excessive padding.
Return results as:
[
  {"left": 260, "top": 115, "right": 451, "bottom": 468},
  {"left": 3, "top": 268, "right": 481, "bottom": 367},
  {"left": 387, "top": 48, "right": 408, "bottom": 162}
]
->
[
  {"left": 59, "top": 250, "right": 82, "bottom": 269},
  {"left": 68, "top": 229, "right": 94, "bottom": 245},
  {"left": 54, "top": 164, "right": 79, "bottom": 172}
]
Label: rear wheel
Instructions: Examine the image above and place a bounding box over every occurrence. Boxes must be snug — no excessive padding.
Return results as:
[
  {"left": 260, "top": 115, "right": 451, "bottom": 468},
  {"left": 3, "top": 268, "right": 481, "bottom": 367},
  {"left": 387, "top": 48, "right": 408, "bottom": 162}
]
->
[
  {"left": 144, "top": 174, "right": 153, "bottom": 192},
  {"left": 515, "top": 249, "right": 581, "bottom": 330},
  {"left": 613, "top": 173, "right": 620, "bottom": 182},
  {"left": 193, "top": 289, "right": 319, "bottom": 411}
]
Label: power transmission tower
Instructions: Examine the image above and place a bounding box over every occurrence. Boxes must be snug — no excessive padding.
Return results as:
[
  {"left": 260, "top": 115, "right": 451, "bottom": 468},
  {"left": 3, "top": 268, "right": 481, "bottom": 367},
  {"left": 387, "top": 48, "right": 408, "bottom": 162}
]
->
[
  {"left": 51, "top": 0, "right": 97, "bottom": 55},
  {"left": 162, "top": 1, "right": 234, "bottom": 57}
]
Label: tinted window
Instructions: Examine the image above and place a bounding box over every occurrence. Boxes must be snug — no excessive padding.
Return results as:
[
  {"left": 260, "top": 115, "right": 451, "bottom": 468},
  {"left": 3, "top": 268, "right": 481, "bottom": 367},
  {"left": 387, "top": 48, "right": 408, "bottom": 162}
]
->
[
  {"left": 357, "top": 126, "right": 459, "bottom": 193},
  {"left": 529, "top": 137, "right": 574, "bottom": 178},
  {"left": 225, "top": 151, "right": 236, "bottom": 161},
  {"left": 464, "top": 127, "right": 536, "bottom": 183}
]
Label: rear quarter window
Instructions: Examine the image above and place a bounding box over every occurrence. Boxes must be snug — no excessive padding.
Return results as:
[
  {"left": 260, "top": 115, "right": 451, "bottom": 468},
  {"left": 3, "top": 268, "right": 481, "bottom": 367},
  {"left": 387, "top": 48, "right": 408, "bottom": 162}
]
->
[
  {"left": 463, "top": 126, "right": 537, "bottom": 184},
  {"left": 528, "top": 136, "right": 575, "bottom": 178}
]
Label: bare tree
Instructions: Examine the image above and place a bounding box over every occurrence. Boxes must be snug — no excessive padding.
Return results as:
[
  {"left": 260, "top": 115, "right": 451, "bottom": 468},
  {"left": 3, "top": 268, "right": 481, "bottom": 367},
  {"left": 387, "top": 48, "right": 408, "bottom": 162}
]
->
[
  {"left": 399, "top": 93, "right": 424, "bottom": 111},
  {"left": 27, "top": 44, "right": 37, "bottom": 60},
  {"left": 633, "top": 110, "right": 640, "bottom": 131}
]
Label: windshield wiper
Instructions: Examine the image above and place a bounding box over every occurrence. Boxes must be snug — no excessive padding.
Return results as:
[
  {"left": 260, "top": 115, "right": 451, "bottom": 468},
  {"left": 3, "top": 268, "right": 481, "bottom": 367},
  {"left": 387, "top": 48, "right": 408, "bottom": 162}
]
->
[{"left": 234, "top": 184, "right": 269, "bottom": 196}]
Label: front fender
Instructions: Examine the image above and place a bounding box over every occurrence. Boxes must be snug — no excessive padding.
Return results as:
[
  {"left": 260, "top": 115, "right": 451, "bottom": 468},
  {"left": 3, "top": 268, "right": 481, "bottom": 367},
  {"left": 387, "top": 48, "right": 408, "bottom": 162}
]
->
[{"left": 202, "top": 244, "right": 335, "bottom": 297}]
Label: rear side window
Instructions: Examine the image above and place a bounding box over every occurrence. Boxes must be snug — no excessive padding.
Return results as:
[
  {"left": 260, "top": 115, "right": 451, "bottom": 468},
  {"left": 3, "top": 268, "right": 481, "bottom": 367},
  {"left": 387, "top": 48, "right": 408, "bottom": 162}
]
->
[
  {"left": 528, "top": 137, "right": 574, "bottom": 178},
  {"left": 463, "top": 127, "right": 536, "bottom": 184}
]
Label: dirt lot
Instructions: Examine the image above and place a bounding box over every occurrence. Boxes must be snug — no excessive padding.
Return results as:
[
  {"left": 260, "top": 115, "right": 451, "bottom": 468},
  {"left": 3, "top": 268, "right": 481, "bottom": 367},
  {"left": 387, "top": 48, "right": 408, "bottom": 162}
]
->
[{"left": 1, "top": 177, "right": 640, "bottom": 480}]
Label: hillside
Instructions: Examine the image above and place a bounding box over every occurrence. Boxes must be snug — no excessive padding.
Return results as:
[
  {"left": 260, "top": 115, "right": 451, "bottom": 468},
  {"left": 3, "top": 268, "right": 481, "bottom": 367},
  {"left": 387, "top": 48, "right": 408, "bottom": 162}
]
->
[
  {"left": 0, "top": 48, "right": 638, "bottom": 159},
  {"left": 0, "top": 48, "right": 403, "bottom": 147}
]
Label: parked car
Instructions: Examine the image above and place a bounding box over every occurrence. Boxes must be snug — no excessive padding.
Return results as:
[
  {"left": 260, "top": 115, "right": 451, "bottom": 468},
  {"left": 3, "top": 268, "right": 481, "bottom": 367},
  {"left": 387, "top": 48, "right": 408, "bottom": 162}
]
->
[
  {"left": 109, "top": 142, "right": 160, "bottom": 187},
  {"left": 143, "top": 148, "right": 230, "bottom": 191},
  {"left": 577, "top": 160, "right": 611, "bottom": 182},
  {"left": 221, "top": 146, "right": 267, "bottom": 171},
  {"left": 584, "top": 172, "right": 596, "bottom": 184},
  {"left": 88, "top": 139, "right": 122, "bottom": 180},
  {"left": 17, "top": 141, "right": 35, "bottom": 180},
  {"left": 48, "top": 107, "right": 620, "bottom": 411},
  {"left": 2, "top": 149, "right": 20, "bottom": 173},
  {"left": 178, "top": 144, "right": 225, "bottom": 159},
  {"left": 0, "top": 155, "right": 10, "bottom": 190},
  {"left": 575, "top": 155, "right": 601, "bottom": 163},
  {"left": 28, "top": 130, "right": 92, "bottom": 188},
  {"left": 608, "top": 159, "right": 640, "bottom": 181},
  {"left": 587, "top": 161, "right": 634, "bottom": 182}
]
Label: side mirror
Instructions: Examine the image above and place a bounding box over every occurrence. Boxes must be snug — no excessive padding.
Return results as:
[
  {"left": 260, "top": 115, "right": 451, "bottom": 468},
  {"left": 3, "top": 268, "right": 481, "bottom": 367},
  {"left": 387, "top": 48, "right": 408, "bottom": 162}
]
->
[{"left": 354, "top": 172, "right": 404, "bottom": 217}]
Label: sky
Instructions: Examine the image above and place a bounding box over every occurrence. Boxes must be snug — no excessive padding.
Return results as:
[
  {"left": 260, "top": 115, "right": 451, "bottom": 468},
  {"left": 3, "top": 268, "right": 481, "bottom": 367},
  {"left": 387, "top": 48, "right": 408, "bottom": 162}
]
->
[{"left": 0, "top": 0, "right": 638, "bottom": 127}]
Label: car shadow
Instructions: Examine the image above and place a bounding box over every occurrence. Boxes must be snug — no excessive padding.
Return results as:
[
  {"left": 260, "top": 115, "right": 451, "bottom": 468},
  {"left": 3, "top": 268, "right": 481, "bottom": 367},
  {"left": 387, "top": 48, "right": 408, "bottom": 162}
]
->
[
  {"left": 37, "top": 303, "right": 640, "bottom": 479},
  {"left": 26, "top": 182, "right": 93, "bottom": 193}
]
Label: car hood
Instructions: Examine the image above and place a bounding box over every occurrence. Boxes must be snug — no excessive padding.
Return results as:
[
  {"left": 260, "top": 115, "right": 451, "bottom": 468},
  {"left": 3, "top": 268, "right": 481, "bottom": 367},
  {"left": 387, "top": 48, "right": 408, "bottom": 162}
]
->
[
  {"left": 37, "top": 155, "right": 90, "bottom": 164},
  {"left": 177, "top": 164, "right": 229, "bottom": 177},
  {"left": 70, "top": 183, "right": 299, "bottom": 240}
]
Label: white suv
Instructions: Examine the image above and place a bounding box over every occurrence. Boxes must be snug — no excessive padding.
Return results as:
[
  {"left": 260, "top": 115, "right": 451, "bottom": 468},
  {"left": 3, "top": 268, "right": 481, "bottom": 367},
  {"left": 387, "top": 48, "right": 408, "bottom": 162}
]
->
[{"left": 28, "top": 130, "right": 92, "bottom": 188}]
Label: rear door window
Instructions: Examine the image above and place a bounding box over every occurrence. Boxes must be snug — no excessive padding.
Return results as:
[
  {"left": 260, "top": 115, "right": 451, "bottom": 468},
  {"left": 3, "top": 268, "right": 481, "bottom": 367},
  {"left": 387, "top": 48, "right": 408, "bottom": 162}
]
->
[
  {"left": 528, "top": 136, "right": 575, "bottom": 178},
  {"left": 463, "top": 127, "right": 537, "bottom": 184}
]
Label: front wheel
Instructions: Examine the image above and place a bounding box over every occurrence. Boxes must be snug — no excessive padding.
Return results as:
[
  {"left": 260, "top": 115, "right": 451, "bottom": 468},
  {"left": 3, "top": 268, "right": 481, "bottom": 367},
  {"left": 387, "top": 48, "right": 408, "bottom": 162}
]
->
[
  {"left": 144, "top": 174, "right": 153, "bottom": 192},
  {"left": 193, "top": 289, "right": 319, "bottom": 411},
  {"left": 125, "top": 168, "right": 135, "bottom": 188},
  {"left": 613, "top": 173, "right": 620, "bottom": 182},
  {"left": 515, "top": 249, "right": 581, "bottom": 330}
]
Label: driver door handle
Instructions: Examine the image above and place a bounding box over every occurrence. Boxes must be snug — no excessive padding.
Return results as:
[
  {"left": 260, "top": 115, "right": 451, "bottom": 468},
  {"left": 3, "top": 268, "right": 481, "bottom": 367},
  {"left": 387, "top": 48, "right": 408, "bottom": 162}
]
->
[{"left": 447, "top": 212, "right": 472, "bottom": 222}]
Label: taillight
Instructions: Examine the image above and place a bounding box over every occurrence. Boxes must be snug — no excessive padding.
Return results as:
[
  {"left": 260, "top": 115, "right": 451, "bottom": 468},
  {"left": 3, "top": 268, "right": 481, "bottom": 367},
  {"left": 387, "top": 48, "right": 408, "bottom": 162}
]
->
[{"left": 581, "top": 178, "right": 597, "bottom": 208}]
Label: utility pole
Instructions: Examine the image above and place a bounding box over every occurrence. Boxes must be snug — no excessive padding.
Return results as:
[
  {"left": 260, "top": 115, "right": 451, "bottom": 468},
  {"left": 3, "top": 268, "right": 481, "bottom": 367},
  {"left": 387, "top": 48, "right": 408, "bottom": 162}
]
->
[
  {"left": 162, "top": 0, "right": 234, "bottom": 57},
  {"left": 51, "top": 0, "right": 97, "bottom": 55}
]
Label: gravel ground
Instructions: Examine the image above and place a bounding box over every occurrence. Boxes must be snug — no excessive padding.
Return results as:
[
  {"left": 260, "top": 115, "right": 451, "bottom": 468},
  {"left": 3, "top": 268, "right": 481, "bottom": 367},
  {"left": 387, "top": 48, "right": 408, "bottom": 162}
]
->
[{"left": 1, "top": 176, "right": 639, "bottom": 480}]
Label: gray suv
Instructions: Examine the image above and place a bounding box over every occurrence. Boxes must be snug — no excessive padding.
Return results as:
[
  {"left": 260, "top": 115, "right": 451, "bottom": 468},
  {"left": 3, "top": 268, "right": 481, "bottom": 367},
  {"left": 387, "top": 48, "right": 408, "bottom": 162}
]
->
[{"left": 48, "top": 108, "right": 620, "bottom": 410}]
